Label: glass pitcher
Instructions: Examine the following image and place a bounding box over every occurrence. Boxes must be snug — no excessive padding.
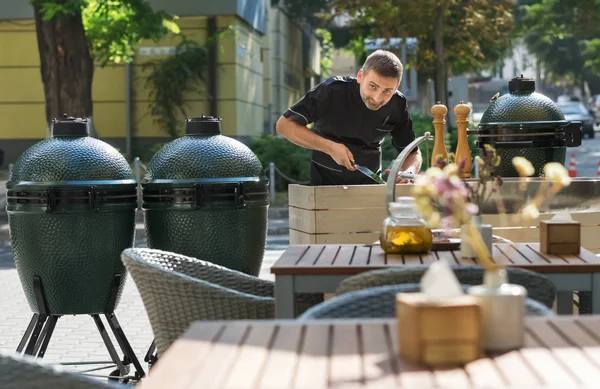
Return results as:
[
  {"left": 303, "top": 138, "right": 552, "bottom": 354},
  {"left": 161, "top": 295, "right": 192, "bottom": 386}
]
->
[{"left": 380, "top": 196, "right": 433, "bottom": 254}]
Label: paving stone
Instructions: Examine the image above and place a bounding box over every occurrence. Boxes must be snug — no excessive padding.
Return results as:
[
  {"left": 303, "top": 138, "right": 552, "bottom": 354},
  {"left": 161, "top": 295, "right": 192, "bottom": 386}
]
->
[{"left": 0, "top": 249, "right": 285, "bottom": 382}]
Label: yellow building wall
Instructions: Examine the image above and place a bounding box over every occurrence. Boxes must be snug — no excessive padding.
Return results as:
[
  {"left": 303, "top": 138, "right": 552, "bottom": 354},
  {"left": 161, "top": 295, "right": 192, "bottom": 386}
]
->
[
  {"left": 267, "top": 9, "right": 305, "bottom": 127},
  {"left": 0, "top": 14, "right": 266, "bottom": 143},
  {"left": 232, "top": 19, "right": 264, "bottom": 136},
  {"left": 0, "top": 19, "right": 128, "bottom": 140}
]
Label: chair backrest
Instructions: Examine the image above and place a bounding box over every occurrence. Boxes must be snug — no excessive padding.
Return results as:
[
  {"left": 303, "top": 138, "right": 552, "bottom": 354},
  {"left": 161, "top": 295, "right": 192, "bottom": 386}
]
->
[
  {"left": 300, "top": 284, "right": 555, "bottom": 320},
  {"left": 122, "top": 248, "right": 248, "bottom": 290},
  {"left": 0, "top": 351, "right": 120, "bottom": 389},
  {"left": 336, "top": 265, "right": 556, "bottom": 308},
  {"left": 120, "top": 248, "right": 274, "bottom": 356}
]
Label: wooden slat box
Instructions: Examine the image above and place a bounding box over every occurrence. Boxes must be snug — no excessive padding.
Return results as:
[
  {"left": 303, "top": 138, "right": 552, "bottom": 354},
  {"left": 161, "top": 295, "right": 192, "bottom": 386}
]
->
[{"left": 287, "top": 184, "right": 600, "bottom": 253}]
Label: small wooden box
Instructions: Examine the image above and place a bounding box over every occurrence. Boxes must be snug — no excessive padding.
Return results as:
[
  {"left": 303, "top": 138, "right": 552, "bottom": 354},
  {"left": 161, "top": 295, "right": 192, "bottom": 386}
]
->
[
  {"left": 396, "top": 293, "right": 482, "bottom": 366},
  {"left": 540, "top": 220, "right": 581, "bottom": 255}
]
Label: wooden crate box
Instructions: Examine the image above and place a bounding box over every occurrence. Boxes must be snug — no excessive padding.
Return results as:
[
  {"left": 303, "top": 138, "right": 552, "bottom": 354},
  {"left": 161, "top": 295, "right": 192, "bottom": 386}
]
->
[{"left": 287, "top": 184, "right": 600, "bottom": 253}]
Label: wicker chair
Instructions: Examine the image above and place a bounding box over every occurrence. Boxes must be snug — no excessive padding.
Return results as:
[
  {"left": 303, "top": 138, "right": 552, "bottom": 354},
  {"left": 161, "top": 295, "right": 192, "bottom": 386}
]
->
[
  {"left": 336, "top": 265, "right": 556, "bottom": 308},
  {"left": 300, "top": 283, "right": 555, "bottom": 320},
  {"left": 0, "top": 350, "right": 122, "bottom": 389},
  {"left": 121, "top": 248, "right": 322, "bottom": 357}
]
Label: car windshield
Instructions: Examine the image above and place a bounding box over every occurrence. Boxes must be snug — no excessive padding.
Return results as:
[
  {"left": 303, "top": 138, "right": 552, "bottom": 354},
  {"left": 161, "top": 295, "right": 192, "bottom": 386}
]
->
[{"left": 558, "top": 103, "right": 587, "bottom": 115}]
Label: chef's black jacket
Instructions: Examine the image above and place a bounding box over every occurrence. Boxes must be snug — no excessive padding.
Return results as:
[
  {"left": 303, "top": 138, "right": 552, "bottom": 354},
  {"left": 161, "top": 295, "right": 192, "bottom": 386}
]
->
[{"left": 283, "top": 76, "right": 416, "bottom": 186}]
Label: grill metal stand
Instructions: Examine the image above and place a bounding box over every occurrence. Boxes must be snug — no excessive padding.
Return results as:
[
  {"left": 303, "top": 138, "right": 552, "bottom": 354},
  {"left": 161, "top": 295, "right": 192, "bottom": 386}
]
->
[{"left": 15, "top": 274, "right": 146, "bottom": 384}]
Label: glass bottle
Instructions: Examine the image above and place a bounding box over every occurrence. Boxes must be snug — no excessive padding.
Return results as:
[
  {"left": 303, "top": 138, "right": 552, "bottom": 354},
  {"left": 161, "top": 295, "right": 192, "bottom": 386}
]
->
[{"left": 380, "top": 196, "right": 433, "bottom": 254}]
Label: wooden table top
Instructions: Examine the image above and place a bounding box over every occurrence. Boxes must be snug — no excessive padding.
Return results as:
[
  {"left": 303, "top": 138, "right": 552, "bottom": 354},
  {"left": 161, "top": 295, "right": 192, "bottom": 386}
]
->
[
  {"left": 140, "top": 316, "right": 600, "bottom": 389},
  {"left": 271, "top": 243, "right": 600, "bottom": 275}
]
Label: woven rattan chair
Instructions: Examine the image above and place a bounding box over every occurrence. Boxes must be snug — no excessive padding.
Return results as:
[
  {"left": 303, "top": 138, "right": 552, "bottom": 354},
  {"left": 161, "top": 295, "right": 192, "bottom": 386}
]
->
[
  {"left": 0, "top": 350, "right": 122, "bottom": 389},
  {"left": 336, "top": 265, "right": 556, "bottom": 308},
  {"left": 121, "top": 248, "right": 322, "bottom": 357},
  {"left": 300, "top": 283, "right": 555, "bottom": 319}
]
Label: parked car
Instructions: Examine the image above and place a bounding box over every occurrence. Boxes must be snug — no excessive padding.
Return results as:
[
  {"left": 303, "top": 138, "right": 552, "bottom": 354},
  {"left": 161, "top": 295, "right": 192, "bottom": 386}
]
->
[{"left": 558, "top": 101, "right": 595, "bottom": 138}]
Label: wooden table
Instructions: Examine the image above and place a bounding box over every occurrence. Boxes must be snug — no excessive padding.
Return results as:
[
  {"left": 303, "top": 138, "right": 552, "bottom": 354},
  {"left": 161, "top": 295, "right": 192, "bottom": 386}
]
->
[
  {"left": 139, "top": 316, "right": 600, "bottom": 389},
  {"left": 271, "top": 243, "right": 600, "bottom": 318}
]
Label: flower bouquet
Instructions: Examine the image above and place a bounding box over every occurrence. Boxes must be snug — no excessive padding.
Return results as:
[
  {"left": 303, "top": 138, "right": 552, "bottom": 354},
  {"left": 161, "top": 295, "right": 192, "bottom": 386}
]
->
[
  {"left": 412, "top": 146, "right": 572, "bottom": 270},
  {"left": 412, "top": 148, "right": 572, "bottom": 351}
]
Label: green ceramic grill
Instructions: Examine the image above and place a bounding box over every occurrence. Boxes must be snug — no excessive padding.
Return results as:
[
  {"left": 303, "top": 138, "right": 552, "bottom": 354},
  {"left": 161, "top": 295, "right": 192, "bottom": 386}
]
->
[
  {"left": 6, "top": 116, "right": 137, "bottom": 315},
  {"left": 142, "top": 116, "right": 269, "bottom": 276},
  {"left": 475, "top": 75, "right": 582, "bottom": 177}
]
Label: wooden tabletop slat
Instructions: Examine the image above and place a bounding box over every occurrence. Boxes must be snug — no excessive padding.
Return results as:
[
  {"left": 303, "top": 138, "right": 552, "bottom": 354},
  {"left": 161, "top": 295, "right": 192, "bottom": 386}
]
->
[
  {"left": 527, "top": 320, "right": 600, "bottom": 386},
  {"left": 464, "top": 357, "right": 508, "bottom": 388},
  {"left": 295, "top": 245, "right": 326, "bottom": 268},
  {"left": 271, "top": 243, "right": 600, "bottom": 275},
  {"left": 571, "top": 316, "right": 600, "bottom": 366},
  {"left": 402, "top": 254, "right": 421, "bottom": 265},
  {"left": 186, "top": 323, "right": 251, "bottom": 389},
  {"left": 143, "top": 318, "right": 600, "bottom": 389},
  {"left": 386, "top": 253, "right": 403, "bottom": 266},
  {"left": 139, "top": 323, "right": 224, "bottom": 389},
  {"left": 329, "top": 323, "right": 363, "bottom": 388},
  {"left": 368, "top": 248, "right": 387, "bottom": 266},
  {"left": 433, "top": 367, "right": 473, "bottom": 389},
  {"left": 439, "top": 250, "right": 467, "bottom": 265},
  {"left": 387, "top": 321, "right": 436, "bottom": 388},
  {"left": 420, "top": 251, "right": 438, "bottom": 265},
  {"left": 313, "top": 245, "right": 342, "bottom": 267},
  {"left": 255, "top": 325, "right": 303, "bottom": 389},
  {"left": 221, "top": 323, "right": 277, "bottom": 389},
  {"left": 495, "top": 244, "right": 531, "bottom": 265},
  {"left": 293, "top": 323, "right": 330, "bottom": 389},
  {"left": 331, "top": 245, "right": 356, "bottom": 267},
  {"left": 274, "top": 245, "right": 311, "bottom": 267},
  {"left": 503, "top": 244, "right": 549, "bottom": 265},
  {"left": 361, "top": 323, "right": 399, "bottom": 388},
  {"left": 518, "top": 244, "right": 569, "bottom": 266},
  {"left": 492, "top": 350, "right": 541, "bottom": 387},
  {"left": 351, "top": 245, "right": 371, "bottom": 267},
  {"left": 520, "top": 329, "right": 580, "bottom": 386},
  {"left": 489, "top": 247, "right": 514, "bottom": 266}
]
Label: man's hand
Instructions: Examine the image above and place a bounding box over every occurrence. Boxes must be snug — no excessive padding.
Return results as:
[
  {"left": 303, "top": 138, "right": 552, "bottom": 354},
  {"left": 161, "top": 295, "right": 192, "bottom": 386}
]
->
[
  {"left": 327, "top": 142, "right": 356, "bottom": 171},
  {"left": 384, "top": 168, "right": 414, "bottom": 184}
]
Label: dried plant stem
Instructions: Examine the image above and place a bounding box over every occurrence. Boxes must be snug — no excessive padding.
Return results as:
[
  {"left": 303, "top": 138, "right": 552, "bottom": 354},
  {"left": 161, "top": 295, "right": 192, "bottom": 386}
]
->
[
  {"left": 492, "top": 191, "right": 509, "bottom": 227},
  {"left": 465, "top": 223, "right": 498, "bottom": 272}
]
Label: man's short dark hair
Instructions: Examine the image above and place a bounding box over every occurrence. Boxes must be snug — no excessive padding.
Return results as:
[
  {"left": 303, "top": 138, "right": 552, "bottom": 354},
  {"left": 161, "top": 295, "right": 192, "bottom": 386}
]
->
[{"left": 363, "top": 50, "right": 403, "bottom": 80}]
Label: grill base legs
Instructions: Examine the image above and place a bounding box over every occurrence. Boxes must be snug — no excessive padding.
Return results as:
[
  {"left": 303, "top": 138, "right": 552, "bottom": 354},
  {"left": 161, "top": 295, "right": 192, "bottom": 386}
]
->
[
  {"left": 14, "top": 274, "right": 145, "bottom": 383},
  {"left": 15, "top": 313, "right": 146, "bottom": 383}
]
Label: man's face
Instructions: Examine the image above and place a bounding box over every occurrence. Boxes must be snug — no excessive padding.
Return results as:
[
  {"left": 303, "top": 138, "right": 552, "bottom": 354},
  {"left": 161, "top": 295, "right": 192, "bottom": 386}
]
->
[{"left": 356, "top": 68, "right": 400, "bottom": 111}]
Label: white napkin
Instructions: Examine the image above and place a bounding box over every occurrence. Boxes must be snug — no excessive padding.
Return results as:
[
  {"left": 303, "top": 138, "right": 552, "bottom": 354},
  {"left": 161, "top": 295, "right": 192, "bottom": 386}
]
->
[
  {"left": 420, "top": 261, "right": 464, "bottom": 300},
  {"left": 551, "top": 210, "right": 574, "bottom": 222}
]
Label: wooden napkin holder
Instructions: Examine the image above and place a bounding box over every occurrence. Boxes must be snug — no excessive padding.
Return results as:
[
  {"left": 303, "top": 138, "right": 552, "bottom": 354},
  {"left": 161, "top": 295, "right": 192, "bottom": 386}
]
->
[
  {"left": 396, "top": 293, "right": 482, "bottom": 366},
  {"left": 540, "top": 219, "right": 580, "bottom": 255}
]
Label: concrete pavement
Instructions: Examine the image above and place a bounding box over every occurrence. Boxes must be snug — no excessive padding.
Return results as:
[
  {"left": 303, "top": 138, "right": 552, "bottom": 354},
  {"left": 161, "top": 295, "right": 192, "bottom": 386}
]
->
[{"left": 0, "top": 237, "right": 284, "bottom": 380}]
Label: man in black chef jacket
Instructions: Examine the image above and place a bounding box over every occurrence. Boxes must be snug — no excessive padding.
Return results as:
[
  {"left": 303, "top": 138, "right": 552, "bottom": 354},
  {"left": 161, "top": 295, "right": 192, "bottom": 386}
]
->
[{"left": 276, "top": 49, "right": 422, "bottom": 186}]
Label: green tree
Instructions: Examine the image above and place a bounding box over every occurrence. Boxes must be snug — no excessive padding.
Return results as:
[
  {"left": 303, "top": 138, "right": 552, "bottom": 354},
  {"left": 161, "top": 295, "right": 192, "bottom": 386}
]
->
[
  {"left": 517, "top": 0, "right": 600, "bottom": 93},
  {"left": 329, "top": 0, "right": 515, "bottom": 106},
  {"left": 31, "top": 0, "right": 178, "bottom": 133}
]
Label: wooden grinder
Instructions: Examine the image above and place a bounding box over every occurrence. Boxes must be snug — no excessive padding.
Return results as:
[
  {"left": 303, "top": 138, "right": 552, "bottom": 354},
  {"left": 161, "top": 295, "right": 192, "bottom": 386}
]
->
[
  {"left": 454, "top": 101, "right": 472, "bottom": 178},
  {"left": 430, "top": 101, "right": 448, "bottom": 166}
]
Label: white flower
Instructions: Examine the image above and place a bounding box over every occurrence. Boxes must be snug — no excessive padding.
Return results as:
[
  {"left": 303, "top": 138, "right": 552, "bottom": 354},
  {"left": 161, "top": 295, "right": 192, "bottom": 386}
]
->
[
  {"left": 512, "top": 156, "right": 535, "bottom": 177},
  {"left": 521, "top": 203, "right": 539, "bottom": 221},
  {"left": 544, "top": 163, "right": 571, "bottom": 187}
]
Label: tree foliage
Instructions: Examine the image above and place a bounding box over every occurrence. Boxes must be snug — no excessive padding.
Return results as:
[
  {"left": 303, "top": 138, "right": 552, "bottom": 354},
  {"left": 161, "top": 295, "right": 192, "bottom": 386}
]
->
[
  {"left": 33, "top": 0, "right": 179, "bottom": 66},
  {"left": 30, "top": 0, "right": 180, "bottom": 136},
  {"left": 330, "top": 0, "right": 514, "bottom": 76},
  {"left": 517, "top": 0, "right": 600, "bottom": 90}
]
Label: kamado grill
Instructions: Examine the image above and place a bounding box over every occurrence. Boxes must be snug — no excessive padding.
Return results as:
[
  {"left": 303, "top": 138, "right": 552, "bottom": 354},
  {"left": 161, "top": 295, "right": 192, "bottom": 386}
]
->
[{"left": 6, "top": 115, "right": 145, "bottom": 383}]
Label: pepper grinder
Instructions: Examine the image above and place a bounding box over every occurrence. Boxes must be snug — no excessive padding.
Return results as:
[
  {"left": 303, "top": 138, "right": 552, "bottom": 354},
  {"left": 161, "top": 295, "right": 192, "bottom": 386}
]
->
[
  {"left": 430, "top": 101, "right": 448, "bottom": 166},
  {"left": 454, "top": 101, "right": 472, "bottom": 178}
]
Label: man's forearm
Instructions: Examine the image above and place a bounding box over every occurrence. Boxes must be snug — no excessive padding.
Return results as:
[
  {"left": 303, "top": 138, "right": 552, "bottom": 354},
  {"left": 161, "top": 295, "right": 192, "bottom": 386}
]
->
[
  {"left": 401, "top": 148, "right": 423, "bottom": 173},
  {"left": 275, "top": 116, "right": 333, "bottom": 154}
]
